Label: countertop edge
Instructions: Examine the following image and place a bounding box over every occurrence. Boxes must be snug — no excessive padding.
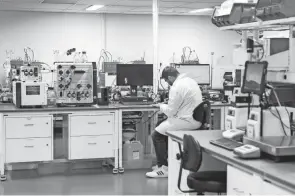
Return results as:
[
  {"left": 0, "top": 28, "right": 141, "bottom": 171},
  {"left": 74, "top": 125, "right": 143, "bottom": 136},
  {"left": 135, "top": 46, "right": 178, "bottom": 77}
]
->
[{"left": 166, "top": 131, "right": 295, "bottom": 194}]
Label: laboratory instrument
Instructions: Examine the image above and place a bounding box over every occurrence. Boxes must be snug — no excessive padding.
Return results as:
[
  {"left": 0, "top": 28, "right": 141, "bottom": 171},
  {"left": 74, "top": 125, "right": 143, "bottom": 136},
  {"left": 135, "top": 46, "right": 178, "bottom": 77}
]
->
[
  {"left": 244, "top": 136, "right": 295, "bottom": 161},
  {"left": 256, "top": 0, "right": 295, "bottom": 21},
  {"left": 233, "top": 145, "right": 261, "bottom": 159},
  {"left": 116, "top": 64, "right": 153, "bottom": 99},
  {"left": 225, "top": 107, "right": 248, "bottom": 130},
  {"left": 13, "top": 81, "right": 47, "bottom": 108},
  {"left": 174, "top": 64, "right": 210, "bottom": 85},
  {"left": 222, "top": 129, "right": 245, "bottom": 140},
  {"left": 247, "top": 110, "right": 261, "bottom": 139},
  {"left": 55, "top": 62, "right": 97, "bottom": 106},
  {"left": 232, "top": 87, "right": 251, "bottom": 107}
]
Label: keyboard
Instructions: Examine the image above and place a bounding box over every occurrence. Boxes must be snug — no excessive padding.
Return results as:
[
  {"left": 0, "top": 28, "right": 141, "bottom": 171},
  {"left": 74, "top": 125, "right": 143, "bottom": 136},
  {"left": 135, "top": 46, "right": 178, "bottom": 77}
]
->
[
  {"left": 121, "top": 101, "right": 154, "bottom": 105},
  {"left": 210, "top": 138, "right": 244, "bottom": 151},
  {"left": 121, "top": 96, "right": 154, "bottom": 105}
]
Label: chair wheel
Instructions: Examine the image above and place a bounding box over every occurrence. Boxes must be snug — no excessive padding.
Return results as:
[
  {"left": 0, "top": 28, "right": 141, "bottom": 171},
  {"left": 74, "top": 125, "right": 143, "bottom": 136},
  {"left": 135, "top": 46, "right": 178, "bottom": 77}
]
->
[
  {"left": 119, "top": 168, "right": 124, "bottom": 173},
  {"left": 0, "top": 175, "right": 7, "bottom": 181},
  {"left": 112, "top": 168, "right": 119, "bottom": 174}
]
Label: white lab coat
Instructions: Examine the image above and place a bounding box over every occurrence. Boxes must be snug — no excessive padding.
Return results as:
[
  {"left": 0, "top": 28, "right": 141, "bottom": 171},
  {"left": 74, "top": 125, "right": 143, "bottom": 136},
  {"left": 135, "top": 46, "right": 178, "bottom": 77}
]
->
[{"left": 156, "top": 74, "right": 203, "bottom": 135}]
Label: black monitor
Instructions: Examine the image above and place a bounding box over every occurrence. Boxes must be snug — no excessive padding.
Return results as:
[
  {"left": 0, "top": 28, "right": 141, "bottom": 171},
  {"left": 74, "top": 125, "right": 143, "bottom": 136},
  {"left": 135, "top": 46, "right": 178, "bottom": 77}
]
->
[
  {"left": 241, "top": 61, "right": 268, "bottom": 95},
  {"left": 116, "top": 64, "right": 153, "bottom": 86}
]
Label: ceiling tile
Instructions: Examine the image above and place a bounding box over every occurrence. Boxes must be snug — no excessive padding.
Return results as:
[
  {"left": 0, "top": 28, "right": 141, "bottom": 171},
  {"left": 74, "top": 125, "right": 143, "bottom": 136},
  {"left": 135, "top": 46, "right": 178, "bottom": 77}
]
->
[
  {"left": 161, "top": 7, "right": 191, "bottom": 13},
  {"left": 130, "top": 7, "right": 152, "bottom": 12},
  {"left": 2, "top": 0, "right": 40, "bottom": 2},
  {"left": 1, "top": 2, "right": 38, "bottom": 9},
  {"left": 66, "top": 4, "right": 89, "bottom": 10},
  {"left": 77, "top": 0, "right": 120, "bottom": 6},
  {"left": 33, "top": 3, "right": 73, "bottom": 9},
  {"left": 179, "top": 2, "right": 220, "bottom": 9},
  {"left": 160, "top": 0, "right": 196, "bottom": 2},
  {"left": 159, "top": 1, "right": 189, "bottom": 8},
  {"left": 41, "top": 0, "right": 79, "bottom": 4},
  {"left": 113, "top": 0, "right": 151, "bottom": 7}
]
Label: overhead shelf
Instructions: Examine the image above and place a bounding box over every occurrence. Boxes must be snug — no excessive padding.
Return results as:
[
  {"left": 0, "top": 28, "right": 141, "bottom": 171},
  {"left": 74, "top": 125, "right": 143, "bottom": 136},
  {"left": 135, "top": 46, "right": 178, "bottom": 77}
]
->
[{"left": 219, "top": 16, "right": 295, "bottom": 31}]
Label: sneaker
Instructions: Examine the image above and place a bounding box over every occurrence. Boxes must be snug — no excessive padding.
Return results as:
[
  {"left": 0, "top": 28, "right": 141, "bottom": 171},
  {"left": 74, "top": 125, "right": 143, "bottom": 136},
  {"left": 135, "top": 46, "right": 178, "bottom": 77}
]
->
[
  {"left": 152, "top": 165, "right": 159, "bottom": 170},
  {"left": 146, "top": 165, "right": 168, "bottom": 178}
]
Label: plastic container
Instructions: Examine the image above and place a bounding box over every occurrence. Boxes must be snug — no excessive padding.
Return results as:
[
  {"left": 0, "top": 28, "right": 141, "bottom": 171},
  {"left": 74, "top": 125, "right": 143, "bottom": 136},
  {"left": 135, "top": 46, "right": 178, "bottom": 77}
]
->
[{"left": 47, "top": 87, "right": 56, "bottom": 107}]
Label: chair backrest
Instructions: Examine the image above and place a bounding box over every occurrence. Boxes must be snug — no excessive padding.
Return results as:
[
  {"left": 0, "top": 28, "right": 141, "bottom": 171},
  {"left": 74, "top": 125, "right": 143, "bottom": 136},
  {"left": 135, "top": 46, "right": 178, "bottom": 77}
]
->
[
  {"left": 192, "top": 100, "right": 211, "bottom": 130},
  {"left": 182, "top": 134, "right": 202, "bottom": 172}
]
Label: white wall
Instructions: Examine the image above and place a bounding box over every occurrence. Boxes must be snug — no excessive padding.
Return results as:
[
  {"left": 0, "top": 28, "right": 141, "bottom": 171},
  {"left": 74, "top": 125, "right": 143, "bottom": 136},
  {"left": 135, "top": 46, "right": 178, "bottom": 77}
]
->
[
  {"left": 106, "top": 14, "right": 240, "bottom": 66},
  {"left": 0, "top": 11, "right": 103, "bottom": 82},
  {"left": 0, "top": 11, "right": 240, "bottom": 83}
]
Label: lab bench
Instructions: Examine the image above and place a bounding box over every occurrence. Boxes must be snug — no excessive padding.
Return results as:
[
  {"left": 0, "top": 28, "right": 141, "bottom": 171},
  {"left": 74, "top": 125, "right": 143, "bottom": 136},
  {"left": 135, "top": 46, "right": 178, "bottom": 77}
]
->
[
  {"left": 167, "top": 130, "right": 295, "bottom": 195},
  {"left": 0, "top": 102, "right": 229, "bottom": 180}
]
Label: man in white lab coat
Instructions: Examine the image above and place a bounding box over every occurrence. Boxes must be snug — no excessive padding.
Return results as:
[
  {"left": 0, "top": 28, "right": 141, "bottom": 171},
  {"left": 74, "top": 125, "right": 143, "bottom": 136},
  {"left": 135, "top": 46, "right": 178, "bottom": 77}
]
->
[{"left": 146, "top": 66, "right": 203, "bottom": 178}]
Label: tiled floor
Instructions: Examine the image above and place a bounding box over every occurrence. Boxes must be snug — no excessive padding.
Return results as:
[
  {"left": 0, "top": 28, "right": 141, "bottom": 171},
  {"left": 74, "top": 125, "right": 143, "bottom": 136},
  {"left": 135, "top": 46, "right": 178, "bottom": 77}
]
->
[{"left": 0, "top": 169, "right": 168, "bottom": 195}]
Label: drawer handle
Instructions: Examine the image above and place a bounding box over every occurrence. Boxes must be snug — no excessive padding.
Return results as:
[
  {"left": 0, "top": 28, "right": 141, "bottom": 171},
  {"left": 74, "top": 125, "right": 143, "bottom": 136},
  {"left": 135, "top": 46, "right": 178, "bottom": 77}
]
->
[
  {"left": 233, "top": 188, "right": 244, "bottom": 194},
  {"left": 88, "top": 143, "right": 97, "bottom": 145},
  {"left": 24, "top": 124, "right": 34, "bottom": 127},
  {"left": 88, "top": 122, "right": 96, "bottom": 125},
  {"left": 24, "top": 145, "right": 34, "bottom": 148}
]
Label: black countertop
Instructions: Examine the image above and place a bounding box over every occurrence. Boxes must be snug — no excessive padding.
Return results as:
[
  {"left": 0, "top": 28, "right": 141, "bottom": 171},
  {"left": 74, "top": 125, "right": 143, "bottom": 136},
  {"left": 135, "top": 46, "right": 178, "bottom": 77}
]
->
[{"left": 166, "top": 130, "right": 295, "bottom": 193}]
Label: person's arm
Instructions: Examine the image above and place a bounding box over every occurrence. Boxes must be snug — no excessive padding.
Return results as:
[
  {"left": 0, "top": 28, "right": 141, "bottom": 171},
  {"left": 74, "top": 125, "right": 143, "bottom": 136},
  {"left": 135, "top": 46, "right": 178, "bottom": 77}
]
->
[{"left": 159, "top": 85, "right": 183, "bottom": 117}]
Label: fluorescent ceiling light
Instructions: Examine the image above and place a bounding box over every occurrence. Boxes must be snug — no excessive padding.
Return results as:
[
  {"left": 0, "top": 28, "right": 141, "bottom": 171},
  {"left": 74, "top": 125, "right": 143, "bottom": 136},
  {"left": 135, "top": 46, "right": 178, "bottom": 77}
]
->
[
  {"left": 189, "top": 8, "right": 214, "bottom": 14},
  {"left": 86, "top": 5, "right": 104, "bottom": 11}
]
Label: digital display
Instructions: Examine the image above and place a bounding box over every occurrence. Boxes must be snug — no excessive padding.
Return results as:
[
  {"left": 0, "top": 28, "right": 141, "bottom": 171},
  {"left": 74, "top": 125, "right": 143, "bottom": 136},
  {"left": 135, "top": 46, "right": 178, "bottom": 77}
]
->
[
  {"left": 242, "top": 61, "right": 268, "bottom": 95},
  {"left": 26, "top": 85, "right": 40, "bottom": 95}
]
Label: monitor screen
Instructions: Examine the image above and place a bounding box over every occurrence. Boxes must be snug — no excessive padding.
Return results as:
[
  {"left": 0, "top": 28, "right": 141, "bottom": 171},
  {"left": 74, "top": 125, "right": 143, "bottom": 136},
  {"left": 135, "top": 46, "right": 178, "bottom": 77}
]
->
[
  {"left": 241, "top": 61, "right": 268, "bottom": 95},
  {"left": 116, "top": 64, "right": 153, "bottom": 86},
  {"left": 176, "top": 64, "right": 210, "bottom": 85}
]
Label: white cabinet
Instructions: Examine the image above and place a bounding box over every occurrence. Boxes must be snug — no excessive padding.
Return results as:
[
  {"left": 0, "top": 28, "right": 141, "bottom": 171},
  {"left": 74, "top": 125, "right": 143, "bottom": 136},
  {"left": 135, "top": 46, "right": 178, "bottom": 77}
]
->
[
  {"left": 6, "top": 138, "right": 52, "bottom": 163},
  {"left": 227, "top": 165, "right": 262, "bottom": 195},
  {"left": 5, "top": 116, "right": 52, "bottom": 138},
  {"left": 69, "top": 113, "right": 115, "bottom": 160},
  {"left": 69, "top": 135, "right": 114, "bottom": 159},
  {"left": 4, "top": 115, "right": 53, "bottom": 163},
  {"left": 70, "top": 114, "right": 114, "bottom": 136},
  {"left": 262, "top": 180, "right": 293, "bottom": 195},
  {"left": 227, "top": 165, "right": 294, "bottom": 195}
]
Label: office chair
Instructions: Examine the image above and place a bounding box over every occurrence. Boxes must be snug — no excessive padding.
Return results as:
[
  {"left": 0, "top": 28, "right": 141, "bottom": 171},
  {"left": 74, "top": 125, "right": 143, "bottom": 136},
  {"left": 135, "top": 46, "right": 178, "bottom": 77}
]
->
[
  {"left": 176, "top": 135, "right": 227, "bottom": 195},
  {"left": 193, "top": 100, "right": 211, "bottom": 130}
]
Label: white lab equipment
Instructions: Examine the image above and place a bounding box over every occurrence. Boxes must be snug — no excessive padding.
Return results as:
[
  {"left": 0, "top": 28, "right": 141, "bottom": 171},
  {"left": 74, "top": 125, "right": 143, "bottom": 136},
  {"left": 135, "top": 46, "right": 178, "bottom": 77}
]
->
[
  {"left": 247, "top": 110, "right": 261, "bottom": 139},
  {"left": 222, "top": 129, "right": 245, "bottom": 140},
  {"left": 262, "top": 107, "right": 291, "bottom": 136},
  {"left": 233, "top": 145, "right": 261, "bottom": 159},
  {"left": 232, "top": 87, "right": 251, "bottom": 107},
  {"left": 225, "top": 107, "right": 248, "bottom": 130}
]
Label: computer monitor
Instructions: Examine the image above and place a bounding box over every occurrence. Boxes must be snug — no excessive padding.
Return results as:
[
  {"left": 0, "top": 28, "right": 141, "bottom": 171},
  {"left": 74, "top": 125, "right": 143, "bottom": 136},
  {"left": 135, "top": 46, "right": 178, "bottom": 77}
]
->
[
  {"left": 241, "top": 61, "right": 268, "bottom": 96},
  {"left": 176, "top": 64, "right": 210, "bottom": 85},
  {"left": 116, "top": 64, "right": 153, "bottom": 86}
]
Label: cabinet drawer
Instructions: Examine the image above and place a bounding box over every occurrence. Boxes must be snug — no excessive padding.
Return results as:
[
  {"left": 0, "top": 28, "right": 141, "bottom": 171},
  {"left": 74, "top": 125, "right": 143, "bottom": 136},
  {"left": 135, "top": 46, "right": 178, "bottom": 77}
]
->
[
  {"left": 69, "top": 135, "right": 114, "bottom": 160},
  {"left": 5, "top": 116, "right": 52, "bottom": 139},
  {"left": 70, "top": 114, "right": 114, "bottom": 136},
  {"left": 227, "top": 165, "right": 262, "bottom": 195},
  {"left": 262, "top": 180, "right": 293, "bottom": 195},
  {"left": 6, "top": 138, "right": 52, "bottom": 163}
]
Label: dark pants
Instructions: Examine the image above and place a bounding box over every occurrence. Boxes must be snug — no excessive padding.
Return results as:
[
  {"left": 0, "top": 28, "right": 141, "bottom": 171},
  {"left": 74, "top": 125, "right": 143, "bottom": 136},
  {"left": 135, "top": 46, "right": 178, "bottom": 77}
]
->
[{"left": 152, "top": 119, "right": 168, "bottom": 167}]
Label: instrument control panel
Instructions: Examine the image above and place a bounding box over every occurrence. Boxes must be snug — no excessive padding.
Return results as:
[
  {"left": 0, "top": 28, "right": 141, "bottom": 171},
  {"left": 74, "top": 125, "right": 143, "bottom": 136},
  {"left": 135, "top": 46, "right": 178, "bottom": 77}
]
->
[{"left": 55, "top": 62, "right": 97, "bottom": 106}]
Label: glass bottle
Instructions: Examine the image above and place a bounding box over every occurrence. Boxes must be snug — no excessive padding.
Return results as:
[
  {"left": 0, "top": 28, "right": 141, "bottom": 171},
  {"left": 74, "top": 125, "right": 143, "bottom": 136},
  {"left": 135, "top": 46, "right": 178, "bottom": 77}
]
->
[{"left": 81, "top": 51, "right": 88, "bottom": 63}]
